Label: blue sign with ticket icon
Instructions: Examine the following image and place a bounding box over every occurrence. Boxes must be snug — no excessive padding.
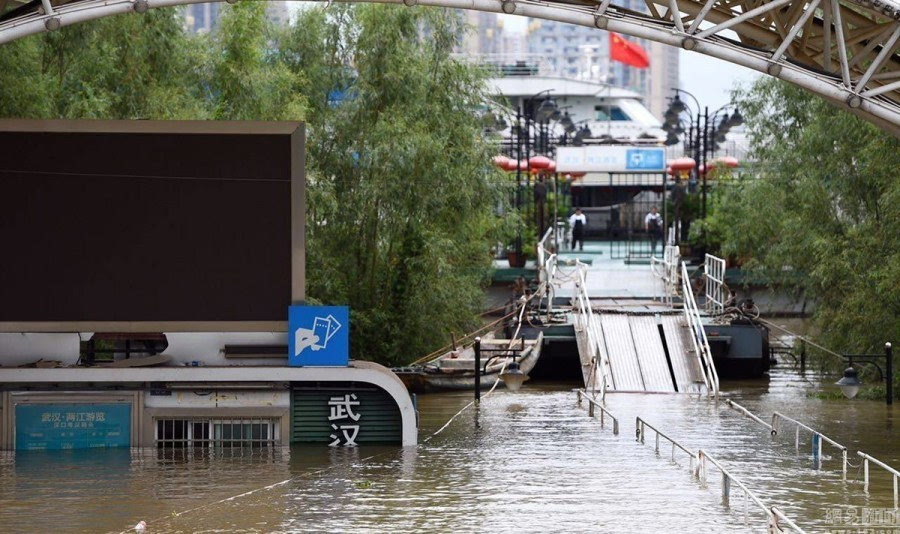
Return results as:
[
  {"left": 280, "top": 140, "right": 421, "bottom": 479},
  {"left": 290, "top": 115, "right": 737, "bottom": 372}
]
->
[
  {"left": 625, "top": 148, "right": 665, "bottom": 171},
  {"left": 288, "top": 305, "right": 350, "bottom": 366}
]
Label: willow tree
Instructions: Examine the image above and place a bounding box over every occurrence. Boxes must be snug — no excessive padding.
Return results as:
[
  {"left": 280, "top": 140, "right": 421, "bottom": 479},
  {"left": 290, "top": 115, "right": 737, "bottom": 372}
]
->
[
  {"left": 703, "top": 78, "right": 900, "bottom": 371},
  {"left": 279, "top": 6, "right": 511, "bottom": 365}
]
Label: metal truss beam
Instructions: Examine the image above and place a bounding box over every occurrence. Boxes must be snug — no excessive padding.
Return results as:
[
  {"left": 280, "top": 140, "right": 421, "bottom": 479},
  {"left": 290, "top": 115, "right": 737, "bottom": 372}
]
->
[{"left": 0, "top": 0, "right": 899, "bottom": 135}]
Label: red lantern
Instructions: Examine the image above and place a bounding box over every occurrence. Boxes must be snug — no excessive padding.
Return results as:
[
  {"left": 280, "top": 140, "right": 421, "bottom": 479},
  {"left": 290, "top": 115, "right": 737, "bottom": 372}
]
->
[
  {"left": 529, "top": 155, "right": 553, "bottom": 169},
  {"left": 668, "top": 157, "right": 696, "bottom": 171},
  {"left": 492, "top": 155, "right": 510, "bottom": 169},
  {"left": 720, "top": 156, "right": 739, "bottom": 168},
  {"left": 698, "top": 164, "right": 707, "bottom": 175},
  {"left": 569, "top": 171, "right": 586, "bottom": 179},
  {"left": 519, "top": 160, "right": 529, "bottom": 171},
  {"left": 501, "top": 158, "right": 518, "bottom": 171},
  {"left": 666, "top": 166, "right": 674, "bottom": 176},
  {"left": 547, "top": 160, "right": 556, "bottom": 173}
]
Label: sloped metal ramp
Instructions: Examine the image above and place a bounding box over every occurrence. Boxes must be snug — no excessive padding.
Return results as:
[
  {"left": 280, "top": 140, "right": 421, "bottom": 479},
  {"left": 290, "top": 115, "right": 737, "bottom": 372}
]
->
[
  {"left": 659, "top": 315, "right": 707, "bottom": 393},
  {"left": 578, "top": 312, "right": 705, "bottom": 394}
]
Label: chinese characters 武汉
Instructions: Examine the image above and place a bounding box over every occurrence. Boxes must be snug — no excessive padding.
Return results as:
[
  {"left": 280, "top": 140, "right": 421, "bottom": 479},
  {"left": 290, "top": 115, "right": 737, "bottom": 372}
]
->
[{"left": 328, "top": 393, "right": 361, "bottom": 447}]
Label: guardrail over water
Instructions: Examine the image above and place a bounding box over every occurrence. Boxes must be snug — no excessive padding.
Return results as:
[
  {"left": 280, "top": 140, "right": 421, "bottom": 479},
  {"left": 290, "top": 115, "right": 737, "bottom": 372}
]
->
[
  {"left": 650, "top": 244, "right": 681, "bottom": 306},
  {"left": 703, "top": 253, "right": 727, "bottom": 315},
  {"left": 681, "top": 262, "right": 720, "bottom": 398},
  {"left": 573, "top": 263, "right": 612, "bottom": 402}
]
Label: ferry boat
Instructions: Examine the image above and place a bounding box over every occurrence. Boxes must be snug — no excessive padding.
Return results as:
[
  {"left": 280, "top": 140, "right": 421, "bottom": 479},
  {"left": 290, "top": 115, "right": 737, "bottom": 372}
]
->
[{"left": 394, "top": 333, "right": 543, "bottom": 393}]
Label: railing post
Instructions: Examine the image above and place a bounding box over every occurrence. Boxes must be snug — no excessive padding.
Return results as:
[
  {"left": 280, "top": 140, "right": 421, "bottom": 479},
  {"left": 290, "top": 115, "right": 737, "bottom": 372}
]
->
[
  {"left": 722, "top": 472, "right": 730, "bottom": 505},
  {"left": 613, "top": 418, "right": 619, "bottom": 436},
  {"left": 842, "top": 449, "right": 848, "bottom": 480},
  {"left": 812, "top": 434, "right": 821, "bottom": 469},
  {"left": 474, "top": 337, "right": 482, "bottom": 403},
  {"left": 589, "top": 398, "right": 595, "bottom": 417},
  {"left": 886, "top": 342, "right": 893, "bottom": 406},
  {"left": 800, "top": 339, "right": 806, "bottom": 373},
  {"left": 864, "top": 457, "right": 869, "bottom": 491},
  {"left": 894, "top": 474, "right": 898, "bottom": 510}
]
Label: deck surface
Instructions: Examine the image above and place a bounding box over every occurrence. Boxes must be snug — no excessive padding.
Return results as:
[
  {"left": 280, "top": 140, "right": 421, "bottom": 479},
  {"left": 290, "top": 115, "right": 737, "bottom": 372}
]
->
[{"left": 562, "top": 241, "right": 703, "bottom": 394}]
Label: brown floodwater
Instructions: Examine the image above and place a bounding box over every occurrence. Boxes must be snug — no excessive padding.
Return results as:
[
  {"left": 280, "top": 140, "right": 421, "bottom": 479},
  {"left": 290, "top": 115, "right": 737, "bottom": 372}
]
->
[{"left": 0, "top": 361, "right": 898, "bottom": 533}]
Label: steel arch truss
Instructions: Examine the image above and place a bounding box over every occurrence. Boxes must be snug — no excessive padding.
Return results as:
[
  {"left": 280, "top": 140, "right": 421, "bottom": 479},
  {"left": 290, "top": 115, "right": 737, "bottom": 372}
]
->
[{"left": 1, "top": 0, "right": 899, "bottom": 133}]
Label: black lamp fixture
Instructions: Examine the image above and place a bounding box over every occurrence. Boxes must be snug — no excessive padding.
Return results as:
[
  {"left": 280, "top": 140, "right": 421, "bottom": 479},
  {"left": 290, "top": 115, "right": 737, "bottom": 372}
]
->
[
  {"left": 573, "top": 124, "right": 592, "bottom": 145},
  {"left": 836, "top": 367, "right": 861, "bottom": 399},
  {"left": 500, "top": 360, "right": 529, "bottom": 391},
  {"left": 668, "top": 94, "right": 687, "bottom": 114},
  {"left": 560, "top": 111, "right": 575, "bottom": 134},
  {"left": 536, "top": 98, "right": 558, "bottom": 122},
  {"left": 836, "top": 342, "right": 893, "bottom": 404}
]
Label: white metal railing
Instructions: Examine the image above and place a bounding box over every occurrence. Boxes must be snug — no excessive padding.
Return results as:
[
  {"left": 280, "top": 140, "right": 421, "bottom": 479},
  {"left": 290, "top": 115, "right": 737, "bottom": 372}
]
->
[
  {"left": 772, "top": 412, "right": 849, "bottom": 478},
  {"left": 666, "top": 224, "right": 677, "bottom": 246},
  {"left": 681, "top": 262, "right": 719, "bottom": 397},
  {"left": 635, "top": 417, "right": 698, "bottom": 473},
  {"left": 703, "top": 253, "right": 727, "bottom": 314},
  {"left": 858, "top": 451, "right": 900, "bottom": 509},
  {"left": 651, "top": 244, "right": 681, "bottom": 305},
  {"left": 698, "top": 450, "right": 805, "bottom": 533},
  {"left": 724, "top": 399, "right": 776, "bottom": 434},
  {"left": 537, "top": 227, "right": 557, "bottom": 317},
  {"left": 576, "top": 389, "right": 619, "bottom": 435},
  {"left": 573, "top": 262, "right": 612, "bottom": 402}
]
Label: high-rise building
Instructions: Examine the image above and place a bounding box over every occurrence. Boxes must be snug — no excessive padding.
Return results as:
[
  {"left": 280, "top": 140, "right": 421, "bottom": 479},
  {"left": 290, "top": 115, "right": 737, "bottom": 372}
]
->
[
  {"left": 647, "top": 42, "right": 680, "bottom": 121},
  {"left": 184, "top": 2, "right": 291, "bottom": 35},
  {"left": 460, "top": 11, "right": 503, "bottom": 57},
  {"left": 523, "top": 1, "right": 678, "bottom": 121}
]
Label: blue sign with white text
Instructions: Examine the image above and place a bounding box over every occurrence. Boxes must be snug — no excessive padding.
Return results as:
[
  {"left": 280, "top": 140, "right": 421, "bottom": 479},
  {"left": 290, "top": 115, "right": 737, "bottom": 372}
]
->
[
  {"left": 625, "top": 148, "right": 665, "bottom": 171},
  {"left": 289, "top": 305, "right": 350, "bottom": 366},
  {"left": 15, "top": 403, "right": 131, "bottom": 450}
]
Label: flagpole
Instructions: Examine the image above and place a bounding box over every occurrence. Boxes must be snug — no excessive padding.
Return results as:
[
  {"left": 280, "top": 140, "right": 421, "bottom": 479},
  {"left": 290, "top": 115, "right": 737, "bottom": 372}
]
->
[{"left": 606, "top": 43, "right": 612, "bottom": 138}]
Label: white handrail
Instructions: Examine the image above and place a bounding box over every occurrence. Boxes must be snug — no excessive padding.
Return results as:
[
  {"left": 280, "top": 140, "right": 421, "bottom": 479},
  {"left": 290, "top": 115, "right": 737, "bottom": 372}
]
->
[
  {"left": 858, "top": 451, "right": 900, "bottom": 509},
  {"left": 573, "top": 262, "right": 611, "bottom": 402},
  {"left": 537, "top": 226, "right": 557, "bottom": 317},
  {"left": 576, "top": 389, "right": 619, "bottom": 435},
  {"left": 724, "top": 399, "right": 775, "bottom": 434},
  {"left": 651, "top": 245, "right": 680, "bottom": 305},
  {"left": 635, "top": 417, "right": 698, "bottom": 473},
  {"left": 703, "top": 253, "right": 727, "bottom": 314},
  {"left": 681, "top": 262, "right": 719, "bottom": 397},
  {"left": 772, "top": 412, "right": 849, "bottom": 478},
  {"left": 698, "top": 450, "right": 805, "bottom": 532}
]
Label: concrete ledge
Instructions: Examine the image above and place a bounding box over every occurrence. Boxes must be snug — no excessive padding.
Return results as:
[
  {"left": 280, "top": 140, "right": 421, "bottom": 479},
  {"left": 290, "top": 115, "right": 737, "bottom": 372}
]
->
[{"left": 0, "top": 361, "right": 418, "bottom": 446}]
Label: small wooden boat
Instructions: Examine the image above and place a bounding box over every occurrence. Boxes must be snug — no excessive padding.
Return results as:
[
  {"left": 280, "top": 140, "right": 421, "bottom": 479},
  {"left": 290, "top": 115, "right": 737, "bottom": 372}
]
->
[{"left": 394, "top": 333, "right": 543, "bottom": 393}]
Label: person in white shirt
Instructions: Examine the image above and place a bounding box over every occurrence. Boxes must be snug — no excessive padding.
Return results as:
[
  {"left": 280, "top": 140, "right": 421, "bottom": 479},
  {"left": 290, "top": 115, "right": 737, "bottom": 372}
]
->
[
  {"left": 569, "top": 208, "right": 587, "bottom": 251},
  {"left": 645, "top": 206, "right": 663, "bottom": 256}
]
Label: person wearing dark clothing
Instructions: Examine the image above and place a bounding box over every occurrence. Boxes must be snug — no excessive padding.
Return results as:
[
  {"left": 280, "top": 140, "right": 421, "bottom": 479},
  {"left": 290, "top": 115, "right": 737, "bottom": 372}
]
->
[
  {"left": 569, "top": 208, "right": 586, "bottom": 251},
  {"left": 645, "top": 206, "right": 663, "bottom": 256}
]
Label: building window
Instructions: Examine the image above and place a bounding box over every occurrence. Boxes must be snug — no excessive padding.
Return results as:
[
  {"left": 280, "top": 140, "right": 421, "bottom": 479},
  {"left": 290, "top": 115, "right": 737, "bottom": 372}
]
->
[
  {"left": 155, "top": 418, "right": 277, "bottom": 448},
  {"left": 595, "top": 105, "right": 631, "bottom": 121}
]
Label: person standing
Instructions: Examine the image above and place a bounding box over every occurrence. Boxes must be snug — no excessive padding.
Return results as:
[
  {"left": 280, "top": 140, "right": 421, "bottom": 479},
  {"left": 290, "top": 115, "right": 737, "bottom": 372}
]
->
[
  {"left": 645, "top": 205, "right": 663, "bottom": 256},
  {"left": 569, "top": 207, "right": 587, "bottom": 251}
]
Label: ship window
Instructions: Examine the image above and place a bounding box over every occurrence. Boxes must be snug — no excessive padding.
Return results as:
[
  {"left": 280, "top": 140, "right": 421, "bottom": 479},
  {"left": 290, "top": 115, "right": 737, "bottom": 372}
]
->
[
  {"left": 595, "top": 105, "right": 631, "bottom": 121},
  {"left": 155, "top": 417, "right": 277, "bottom": 448}
]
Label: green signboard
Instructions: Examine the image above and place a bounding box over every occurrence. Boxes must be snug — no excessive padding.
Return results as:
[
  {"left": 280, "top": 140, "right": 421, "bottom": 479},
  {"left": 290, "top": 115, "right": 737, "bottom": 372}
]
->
[{"left": 15, "top": 403, "right": 131, "bottom": 450}]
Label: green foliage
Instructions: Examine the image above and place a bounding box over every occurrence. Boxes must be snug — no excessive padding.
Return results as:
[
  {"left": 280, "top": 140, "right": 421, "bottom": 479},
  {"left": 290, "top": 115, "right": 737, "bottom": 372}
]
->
[
  {"left": 279, "top": 6, "right": 510, "bottom": 365},
  {"left": 700, "top": 78, "right": 900, "bottom": 388},
  {"left": 208, "top": 2, "right": 305, "bottom": 120},
  {"left": 0, "top": 5, "right": 508, "bottom": 366}
]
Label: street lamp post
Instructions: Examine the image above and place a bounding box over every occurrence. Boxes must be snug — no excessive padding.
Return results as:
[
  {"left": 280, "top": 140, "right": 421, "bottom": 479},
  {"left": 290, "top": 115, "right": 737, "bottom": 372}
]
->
[{"left": 836, "top": 342, "right": 894, "bottom": 405}]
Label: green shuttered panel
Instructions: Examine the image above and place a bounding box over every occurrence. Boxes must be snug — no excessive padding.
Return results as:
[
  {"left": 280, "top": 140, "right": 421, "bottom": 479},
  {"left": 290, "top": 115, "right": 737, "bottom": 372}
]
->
[{"left": 291, "top": 382, "right": 402, "bottom": 444}]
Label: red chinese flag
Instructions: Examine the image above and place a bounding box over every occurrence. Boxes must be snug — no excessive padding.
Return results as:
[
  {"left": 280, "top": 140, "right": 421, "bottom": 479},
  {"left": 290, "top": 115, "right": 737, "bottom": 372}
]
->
[{"left": 609, "top": 33, "right": 649, "bottom": 68}]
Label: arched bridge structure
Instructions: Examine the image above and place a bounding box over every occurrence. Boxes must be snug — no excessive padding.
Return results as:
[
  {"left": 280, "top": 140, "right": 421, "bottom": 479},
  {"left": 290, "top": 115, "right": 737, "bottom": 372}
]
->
[{"left": 1, "top": 0, "right": 899, "bottom": 135}]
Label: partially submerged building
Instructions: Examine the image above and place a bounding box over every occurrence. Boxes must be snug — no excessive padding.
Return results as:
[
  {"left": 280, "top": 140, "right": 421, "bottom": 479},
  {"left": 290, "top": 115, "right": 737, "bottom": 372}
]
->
[{"left": 0, "top": 120, "right": 416, "bottom": 450}]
